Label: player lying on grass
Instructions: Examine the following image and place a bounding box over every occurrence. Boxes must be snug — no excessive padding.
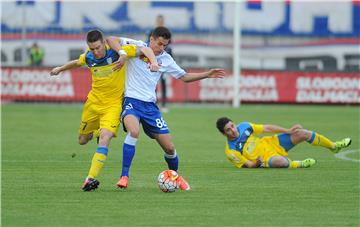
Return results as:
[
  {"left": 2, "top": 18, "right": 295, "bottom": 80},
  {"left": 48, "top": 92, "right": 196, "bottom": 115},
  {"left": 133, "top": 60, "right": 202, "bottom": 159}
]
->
[
  {"left": 216, "top": 117, "right": 352, "bottom": 168},
  {"left": 50, "top": 29, "right": 158, "bottom": 191},
  {"left": 106, "top": 27, "right": 226, "bottom": 190}
]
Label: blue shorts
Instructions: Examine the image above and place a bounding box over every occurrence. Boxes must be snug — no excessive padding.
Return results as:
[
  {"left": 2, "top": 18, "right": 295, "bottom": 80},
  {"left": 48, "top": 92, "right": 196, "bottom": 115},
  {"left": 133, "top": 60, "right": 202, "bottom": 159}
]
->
[
  {"left": 121, "top": 97, "right": 170, "bottom": 139},
  {"left": 277, "top": 133, "right": 295, "bottom": 151}
]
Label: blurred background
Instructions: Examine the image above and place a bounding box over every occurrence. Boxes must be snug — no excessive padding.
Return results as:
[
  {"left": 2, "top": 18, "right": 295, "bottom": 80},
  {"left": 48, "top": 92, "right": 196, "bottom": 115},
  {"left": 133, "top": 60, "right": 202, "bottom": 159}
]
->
[{"left": 1, "top": 0, "right": 359, "bottom": 105}]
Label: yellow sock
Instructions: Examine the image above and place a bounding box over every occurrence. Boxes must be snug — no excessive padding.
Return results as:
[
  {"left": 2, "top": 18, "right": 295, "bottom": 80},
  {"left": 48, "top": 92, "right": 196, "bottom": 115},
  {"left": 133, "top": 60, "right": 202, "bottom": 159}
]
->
[
  {"left": 308, "top": 131, "right": 335, "bottom": 149},
  {"left": 289, "top": 160, "right": 301, "bottom": 168},
  {"left": 87, "top": 147, "right": 108, "bottom": 179}
]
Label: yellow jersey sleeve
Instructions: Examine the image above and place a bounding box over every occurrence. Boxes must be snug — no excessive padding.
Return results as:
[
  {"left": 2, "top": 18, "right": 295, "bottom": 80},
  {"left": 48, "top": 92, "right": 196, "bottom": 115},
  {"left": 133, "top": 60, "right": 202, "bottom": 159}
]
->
[
  {"left": 78, "top": 50, "right": 88, "bottom": 66},
  {"left": 122, "top": 44, "right": 137, "bottom": 58},
  {"left": 225, "top": 143, "right": 247, "bottom": 168},
  {"left": 250, "top": 123, "right": 264, "bottom": 135}
]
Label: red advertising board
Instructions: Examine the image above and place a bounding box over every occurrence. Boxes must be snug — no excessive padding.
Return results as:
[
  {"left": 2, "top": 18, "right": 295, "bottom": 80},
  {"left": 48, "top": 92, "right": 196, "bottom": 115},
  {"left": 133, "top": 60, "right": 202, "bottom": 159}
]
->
[
  {"left": 1, "top": 67, "right": 91, "bottom": 102},
  {"left": 1, "top": 67, "right": 359, "bottom": 104},
  {"left": 165, "top": 70, "right": 360, "bottom": 104}
]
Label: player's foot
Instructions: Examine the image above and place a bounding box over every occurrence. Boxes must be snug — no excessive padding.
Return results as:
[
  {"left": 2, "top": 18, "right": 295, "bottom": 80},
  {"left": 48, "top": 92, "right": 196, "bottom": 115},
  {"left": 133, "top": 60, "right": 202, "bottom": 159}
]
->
[
  {"left": 176, "top": 176, "right": 191, "bottom": 191},
  {"left": 82, "top": 177, "right": 100, "bottom": 191},
  {"left": 301, "top": 158, "right": 316, "bottom": 168},
  {"left": 332, "top": 138, "right": 352, "bottom": 153},
  {"left": 116, "top": 176, "right": 129, "bottom": 189}
]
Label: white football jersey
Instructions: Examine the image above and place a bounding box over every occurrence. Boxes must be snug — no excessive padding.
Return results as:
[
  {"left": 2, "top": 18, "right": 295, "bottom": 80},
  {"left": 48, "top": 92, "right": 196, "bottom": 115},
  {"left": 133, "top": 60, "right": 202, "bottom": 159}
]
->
[{"left": 120, "top": 37, "right": 186, "bottom": 103}]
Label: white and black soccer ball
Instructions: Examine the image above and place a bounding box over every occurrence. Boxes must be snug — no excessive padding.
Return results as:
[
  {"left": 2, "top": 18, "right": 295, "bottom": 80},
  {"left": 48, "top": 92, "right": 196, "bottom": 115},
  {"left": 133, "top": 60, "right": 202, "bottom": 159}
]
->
[{"left": 157, "top": 170, "right": 179, "bottom": 193}]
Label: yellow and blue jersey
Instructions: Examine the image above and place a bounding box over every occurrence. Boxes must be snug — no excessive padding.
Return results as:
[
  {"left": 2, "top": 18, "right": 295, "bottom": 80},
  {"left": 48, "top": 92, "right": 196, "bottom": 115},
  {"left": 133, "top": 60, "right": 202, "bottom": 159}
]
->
[
  {"left": 224, "top": 122, "right": 293, "bottom": 168},
  {"left": 78, "top": 44, "right": 137, "bottom": 105},
  {"left": 224, "top": 122, "right": 264, "bottom": 168}
]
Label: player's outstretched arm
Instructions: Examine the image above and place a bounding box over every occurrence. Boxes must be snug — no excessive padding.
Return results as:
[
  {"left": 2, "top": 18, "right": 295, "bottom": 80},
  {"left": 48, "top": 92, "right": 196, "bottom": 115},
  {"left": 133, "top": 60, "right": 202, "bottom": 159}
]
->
[
  {"left": 50, "top": 60, "right": 80, "bottom": 76},
  {"left": 263, "top": 124, "right": 294, "bottom": 134},
  {"left": 180, "top": 68, "right": 226, "bottom": 83}
]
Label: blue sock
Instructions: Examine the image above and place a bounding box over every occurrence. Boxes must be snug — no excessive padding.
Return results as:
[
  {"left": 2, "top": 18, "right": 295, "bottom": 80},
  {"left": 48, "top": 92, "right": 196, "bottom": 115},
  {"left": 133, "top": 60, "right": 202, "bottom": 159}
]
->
[
  {"left": 121, "top": 144, "right": 135, "bottom": 177},
  {"left": 164, "top": 151, "right": 179, "bottom": 171},
  {"left": 121, "top": 134, "right": 137, "bottom": 177}
]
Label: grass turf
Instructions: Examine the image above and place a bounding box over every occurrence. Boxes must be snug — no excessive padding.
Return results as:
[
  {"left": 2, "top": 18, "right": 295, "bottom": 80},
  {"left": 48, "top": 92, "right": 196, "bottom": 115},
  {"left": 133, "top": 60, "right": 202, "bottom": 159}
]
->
[{"left": 2, "top": 103, "right": 359, "bottom": 226}]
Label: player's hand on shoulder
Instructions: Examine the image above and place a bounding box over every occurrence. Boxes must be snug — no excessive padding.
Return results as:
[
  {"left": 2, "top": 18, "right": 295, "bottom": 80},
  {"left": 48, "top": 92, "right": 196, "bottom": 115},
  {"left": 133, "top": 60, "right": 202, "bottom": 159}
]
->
[
  {"left": 113, "top": 55, "right": 127, "bottom": 71},
  {"left": 50, "top": 67, "right": 62, "bottom": 76},
  {"left": 208, "top": 68, "right": 226, "bottom": 79}
]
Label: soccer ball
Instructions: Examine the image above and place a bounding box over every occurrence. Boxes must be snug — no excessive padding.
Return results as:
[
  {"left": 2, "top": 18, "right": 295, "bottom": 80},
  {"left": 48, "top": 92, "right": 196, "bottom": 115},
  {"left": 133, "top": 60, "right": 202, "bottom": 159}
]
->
[{"left": 157, "top": 170, "right": 179, "bottom": 193}]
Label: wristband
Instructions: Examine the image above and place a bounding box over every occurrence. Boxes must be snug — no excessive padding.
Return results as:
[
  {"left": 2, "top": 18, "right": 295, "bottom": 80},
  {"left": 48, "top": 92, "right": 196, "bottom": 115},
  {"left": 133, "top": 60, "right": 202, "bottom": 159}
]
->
[{"left": 118, "top": 49, "right": 127, "bottom": 56}]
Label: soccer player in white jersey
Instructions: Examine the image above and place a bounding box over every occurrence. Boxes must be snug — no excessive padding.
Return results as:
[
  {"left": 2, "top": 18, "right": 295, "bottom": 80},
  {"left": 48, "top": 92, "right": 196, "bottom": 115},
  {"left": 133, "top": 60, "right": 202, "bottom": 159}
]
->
[{"left": 106, "top": 27, "right": 226, "bottom": 190}]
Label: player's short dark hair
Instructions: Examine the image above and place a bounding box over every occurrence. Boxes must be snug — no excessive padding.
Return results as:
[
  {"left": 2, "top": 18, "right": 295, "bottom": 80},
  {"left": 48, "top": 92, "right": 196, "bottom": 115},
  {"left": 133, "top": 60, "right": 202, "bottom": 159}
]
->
[
  {"left": 151, "top": 26, "right": 172, "bottom": 41},
  {"left": 86, "top": 29, "right": 104, "bottom": 43},
  {"left": 216, "top": 117, "right": 232, "bottom": 134}
]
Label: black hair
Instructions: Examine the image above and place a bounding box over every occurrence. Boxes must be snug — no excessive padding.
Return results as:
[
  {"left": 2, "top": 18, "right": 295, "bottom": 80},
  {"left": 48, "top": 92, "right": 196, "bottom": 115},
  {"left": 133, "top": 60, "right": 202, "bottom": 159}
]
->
[
  {"left": 86, "top": 29, "right": 104, "bottom": 43},
  {"left": 216, "top": 117, "right": 232, "bottom": 134},
  {"left": 151, "top": 26, "right": 171, "bottom": 40}
]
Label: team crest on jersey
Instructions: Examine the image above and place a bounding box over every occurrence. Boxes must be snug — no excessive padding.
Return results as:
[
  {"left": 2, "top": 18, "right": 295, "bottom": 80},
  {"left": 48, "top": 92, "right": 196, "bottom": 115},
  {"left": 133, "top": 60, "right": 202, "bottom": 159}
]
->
[{"left": 107, "top": 58, "right": 113, "bottom": 64}]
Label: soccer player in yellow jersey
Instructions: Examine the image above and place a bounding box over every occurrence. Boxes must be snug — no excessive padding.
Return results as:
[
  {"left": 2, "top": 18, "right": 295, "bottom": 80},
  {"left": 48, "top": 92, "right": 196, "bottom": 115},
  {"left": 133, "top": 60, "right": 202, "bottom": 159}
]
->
[
  {"left": 50, "top": 30, "right": 159, "bottom": 191},
  {"left": 216, "top": 117, "right": 352, "bottom": 168}
]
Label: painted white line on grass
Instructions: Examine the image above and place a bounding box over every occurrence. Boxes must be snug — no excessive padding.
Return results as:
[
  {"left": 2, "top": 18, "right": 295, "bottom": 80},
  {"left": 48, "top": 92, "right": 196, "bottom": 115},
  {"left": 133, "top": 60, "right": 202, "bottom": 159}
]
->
[{"left": 334, "top": 149, "right": 360, "bottom": 163}]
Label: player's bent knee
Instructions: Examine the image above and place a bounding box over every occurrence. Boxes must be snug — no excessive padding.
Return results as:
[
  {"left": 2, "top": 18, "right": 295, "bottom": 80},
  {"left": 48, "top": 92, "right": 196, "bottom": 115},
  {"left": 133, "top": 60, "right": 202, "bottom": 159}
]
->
[
  {"left": 292, "top": 129, "right": 309, "bottom": 142},
  {"left": 297, "top": 129, "right": 311, "bottom": 141},
  {"left": 78, "top": 136, "right": 89, "bottom": 145},
  {"left": 128, "top": 130, "right": 140, "bottom": 138},
  {"left": 269, "top": 156, "right": 289, "bottom": 168}
]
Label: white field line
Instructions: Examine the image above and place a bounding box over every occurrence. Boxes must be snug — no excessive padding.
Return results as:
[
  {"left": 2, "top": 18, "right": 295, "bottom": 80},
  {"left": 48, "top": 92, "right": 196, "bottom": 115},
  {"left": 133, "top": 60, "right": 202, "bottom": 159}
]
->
[{"left": 334, "top": 149, "right": 360, "bottom": 163}]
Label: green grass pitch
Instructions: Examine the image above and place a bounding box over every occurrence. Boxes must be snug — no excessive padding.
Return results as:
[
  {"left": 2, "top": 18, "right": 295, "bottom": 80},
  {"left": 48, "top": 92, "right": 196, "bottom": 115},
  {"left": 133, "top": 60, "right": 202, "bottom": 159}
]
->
[{"left": 2, "top": 103, "right": 359, "bottom": 226}]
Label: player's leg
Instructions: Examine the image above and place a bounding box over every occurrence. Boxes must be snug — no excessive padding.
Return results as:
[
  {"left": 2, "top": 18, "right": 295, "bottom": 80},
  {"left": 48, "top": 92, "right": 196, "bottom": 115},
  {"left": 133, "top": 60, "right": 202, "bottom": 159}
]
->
[
  {"left": 78, "top": 100, "right": 100, "bottom": 145},
  {"left": 78, "top": 129, "right": 101, "bottom": 145},
  {"left": 153, "top": 133, "right": 190, "bottom": 190},
  {"left": 267, "top": 156, "right": 316, "bottom": 168},
  {"left": 83, "top": 105, "right": 119, "bottom": 191},
  {"left": 290, "top": 128, "right": 351, "bottom": 153},
  {"left": 117, "top": 98, "right": 142, "bottom": 188},
  {"left": 117, "top": 114, "right": 140, "bottom": 188},
  {"left": 153, "top": 133, "right": 178, "bottom": 171},
  {"left": 78, "top": 133, "right": 93, "bottom": 145},
  {"left": 271, "top": 134, "right": 316, "bottom": 168},
  {"left": 79, "top": 102, "right": 102, "bottom": 191},
  {"left": 140, "top": 102, "right": 190, "bottom": 190},
  {"left": 86, "top": 128, "right": 114, "bottom": 180},
  {"left": 267, "top": 156, "right": 290, "bottom": 168},
  {"left": 139, "top": 106, "right": 177, "bottom": 171}
]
